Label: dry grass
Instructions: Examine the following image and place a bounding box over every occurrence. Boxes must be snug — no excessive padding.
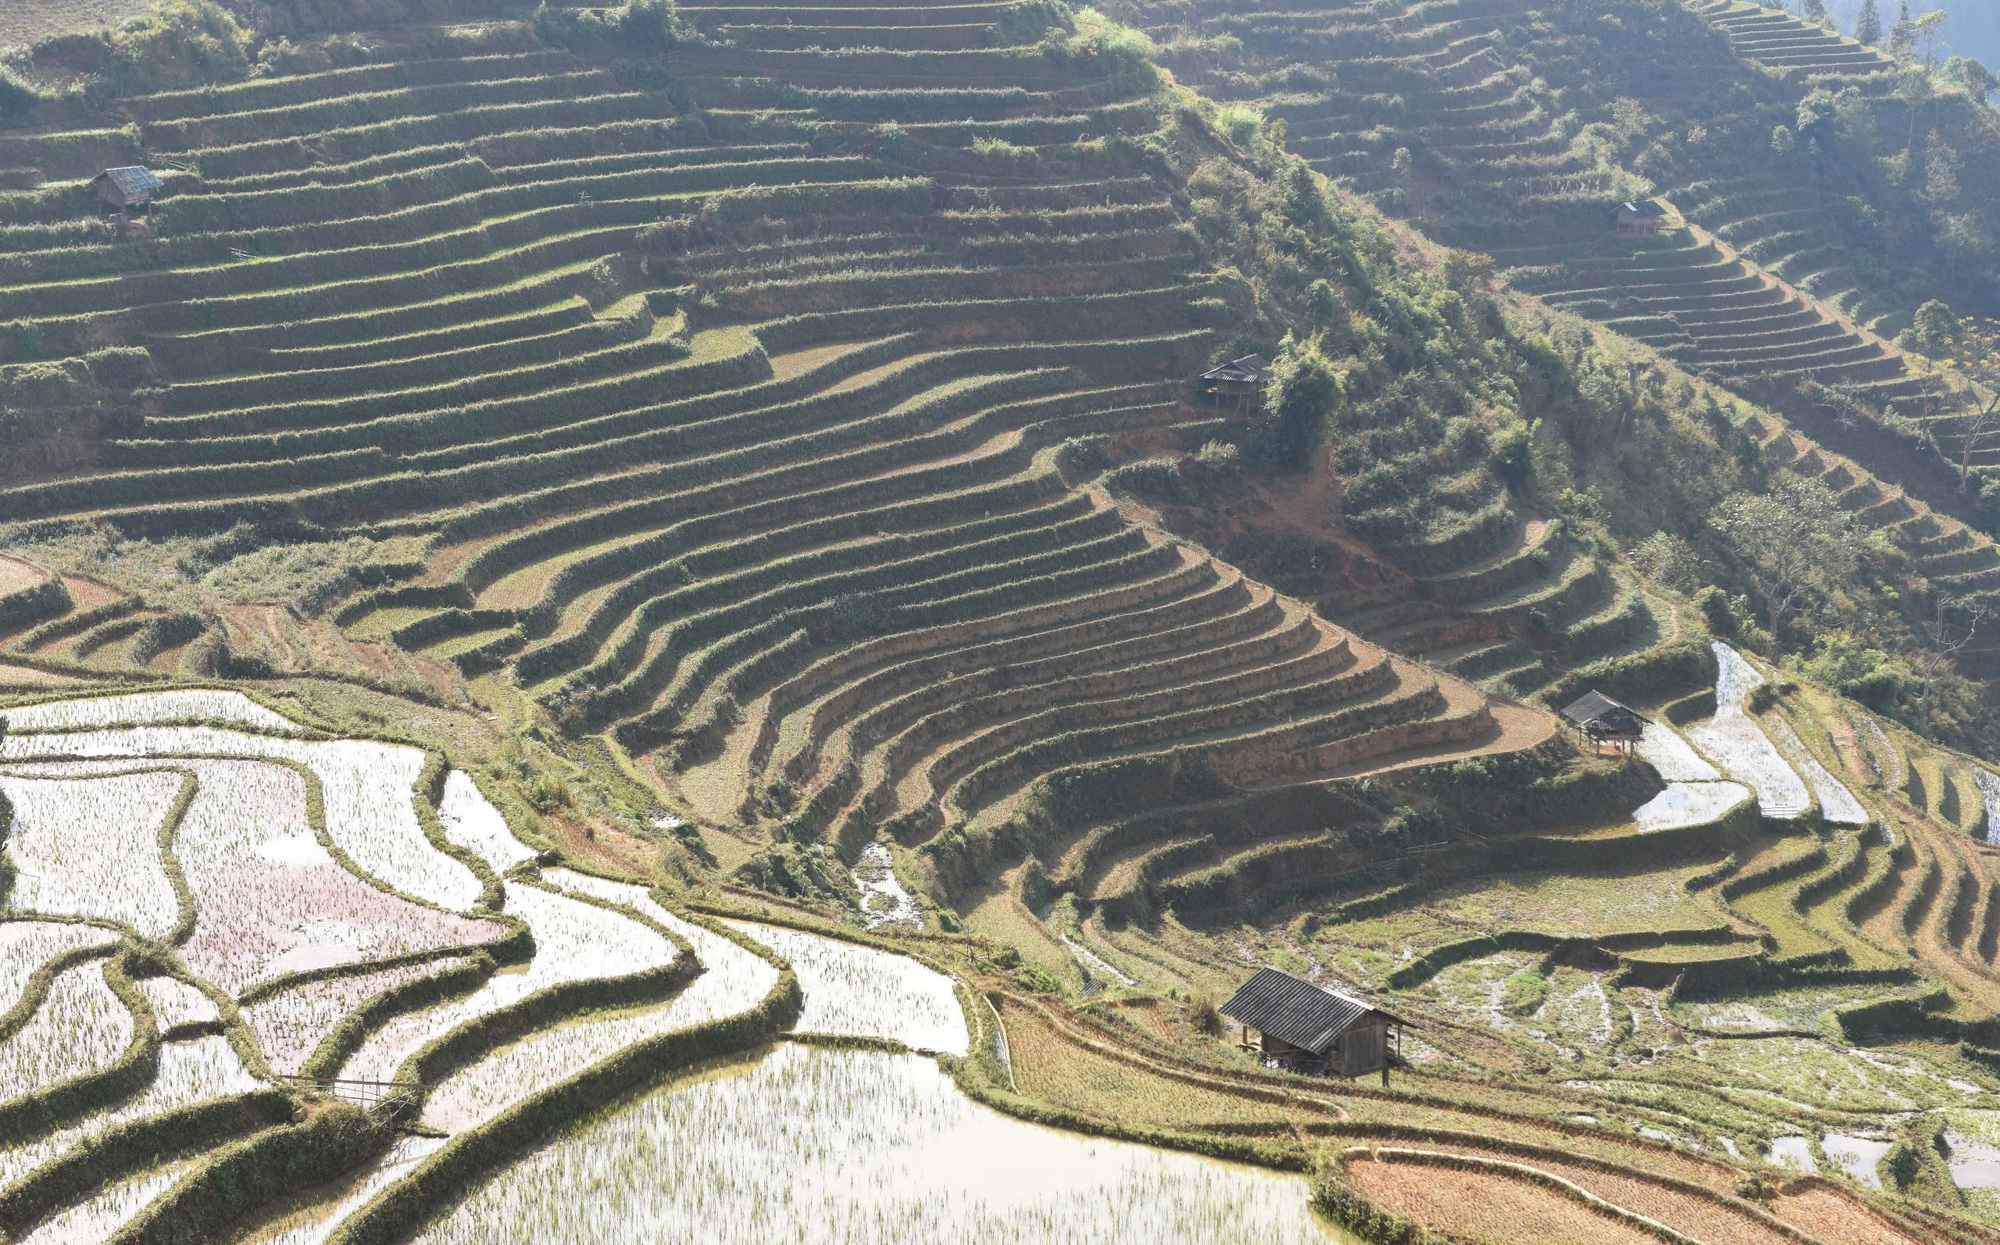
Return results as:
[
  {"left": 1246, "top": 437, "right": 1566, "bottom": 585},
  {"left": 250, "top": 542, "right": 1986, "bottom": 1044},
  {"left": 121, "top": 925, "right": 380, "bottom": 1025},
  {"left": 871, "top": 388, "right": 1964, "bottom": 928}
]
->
[
  {"left": 1770, "top": 1186, "right": 1928, "bottom": 1245},
  {"left": 958, "top": 868, "right": 1078, "bottom": 989},
  {"left": 0, "top": 0, "right": 152, "bottom": 47},
  {"left": 1000, "top": 997, "right": 1302, "bottom": 1128},
  {"left": 1411, "top": 862, "right": 1729, "bottom": 938},
  {"left": 1343, "top": 1153, "right": 1663, "bottom": 1245},
  {"left": 1429, "top": 1146, "right": 1794, "bottom": 1245},
  {"left": 540, "top": 809, "right": 657, "bottom": 878}
]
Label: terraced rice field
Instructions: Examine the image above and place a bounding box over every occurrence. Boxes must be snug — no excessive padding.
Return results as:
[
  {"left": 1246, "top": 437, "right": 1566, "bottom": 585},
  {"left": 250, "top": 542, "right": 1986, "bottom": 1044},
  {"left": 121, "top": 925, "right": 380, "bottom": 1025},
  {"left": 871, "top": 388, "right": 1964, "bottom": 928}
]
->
[
  {"left": 1128, "top": 0, "right": 1995, "bottom": 499},
  {"left": 6, "top": 687, "right": 1977, "bottom": 1242},
  {"left": 0, "top": 12, "right": 1543, "bottom": 859},
  {"left": 4, "top": 6, "right": 2000, "bottom": 1242},
  {"left": 0, "top": 687, "right": 1373, "bottom": 1243}
]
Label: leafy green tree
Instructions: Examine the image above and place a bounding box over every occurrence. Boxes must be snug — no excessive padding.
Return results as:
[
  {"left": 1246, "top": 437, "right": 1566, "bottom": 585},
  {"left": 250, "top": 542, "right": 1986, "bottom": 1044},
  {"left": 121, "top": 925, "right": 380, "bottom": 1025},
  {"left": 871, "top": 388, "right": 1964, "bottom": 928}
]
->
[
  {"left": 1855, "top": 0, "right": 1884, "bottom": 43},
  {"left": 1902, "top": 299, "right": 1957, "bottom": 355},
  {"left": 1890, "top": 2, "right": 1917, "bottom": 60},
  {"left": 1914, "top": 10, "right": 1950, "bottom": 67},
  {"left": 1250, "top": 335, "right": 1341, "bottom": 472},
  {"left": 1794, "top": 88, "right": 1841, "bottom": 154},
  {"left": 1801, "top": 0, "right": 1830, "bottom": 26}
]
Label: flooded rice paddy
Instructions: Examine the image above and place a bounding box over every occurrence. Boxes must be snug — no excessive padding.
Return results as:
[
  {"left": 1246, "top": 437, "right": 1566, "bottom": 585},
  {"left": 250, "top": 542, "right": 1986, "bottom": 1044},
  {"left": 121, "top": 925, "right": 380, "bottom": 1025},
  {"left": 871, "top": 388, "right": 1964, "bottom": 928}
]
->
[
  {"left": 412, "top": 1043, "right": 1347, "bottom": 1245},
  {"left": 723, "top": 919, "right": 967, "bottom": 1054}
]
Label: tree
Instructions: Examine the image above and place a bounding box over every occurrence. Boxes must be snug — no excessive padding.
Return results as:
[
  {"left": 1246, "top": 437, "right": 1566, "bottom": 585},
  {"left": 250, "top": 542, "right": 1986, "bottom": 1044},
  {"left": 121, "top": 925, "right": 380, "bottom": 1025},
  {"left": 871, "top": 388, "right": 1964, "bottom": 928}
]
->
[
  {"left": 1629, "top": 531, "right": 1705, "bottom": 592},
  {"left": 1914, "top": 10, "right": 1950, "bottom": 67},
  {"left": 1802, "top": 0, "right": 1830, "bottom": 25},
  {"left": 1914, "top": 594, "right": 1983, "bottom": 738},
  {"left": 1711, "top": 475, "right": 1860, "bottom": 641},
  {"left": 1890, "top": 2, "right": 1917, "bottom": 60},
  {"left": 1855, "top": 0, "right": 1884, "bottom": 44},
  {"left": 1895, "top": 67, "right": 1935, "bottom": 151},
  {"left": 1955, "top": 395, "right": 1999, "bottom": 497},
  {"left": 1250, "top": 334, "right": 1342, "bottom": 472},
  {"left": 1903, "top": 298, "right": 1958, "bottom": 355}
]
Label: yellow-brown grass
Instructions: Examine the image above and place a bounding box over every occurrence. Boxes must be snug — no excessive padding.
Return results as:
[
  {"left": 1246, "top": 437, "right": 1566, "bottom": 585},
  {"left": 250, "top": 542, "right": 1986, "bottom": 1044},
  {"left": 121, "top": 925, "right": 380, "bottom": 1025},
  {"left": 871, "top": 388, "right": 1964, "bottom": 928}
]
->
[
  {"left": 0, "top": 0, "right": 152, "bottom": 47},
  {"left": 1344, "top": 1153, "right": 1664, "bottom": 1245},
  {"left": 1771, "top": 1185, "right": 1928, "bottom": 1245},
  {"left": 1000, "top": 996, "right": 1302, "bottom": 1127},
  {"left": 1426, "top": 1144, "right": 1793, "bottom": 1245}
]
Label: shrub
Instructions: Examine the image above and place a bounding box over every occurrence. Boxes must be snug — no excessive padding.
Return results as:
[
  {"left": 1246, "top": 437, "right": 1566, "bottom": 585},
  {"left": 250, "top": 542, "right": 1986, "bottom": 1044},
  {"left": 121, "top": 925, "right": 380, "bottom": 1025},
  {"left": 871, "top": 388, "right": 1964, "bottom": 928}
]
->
[
  {"left": 0, "top": 65, "right": 39, "bottom": 126},
  {"left": 1102, "top": 457, "right": 1190, "bottom": 505},
  {"left": 524, "top": 773, "right": 573, "bottom": 813},
  {"left": 1216, "top": 103, "right": 1263, "bottom": 151},
  {"left": 1247, "top": 334, "right": 1341, "bottom": 473},
  {"left": 1056, "top": 436, "right": 1111, "bottom": 477},
  {"left": 828, "top": 592, "right": 887, "bottom": 642},
  {"left": 532, "top": 0, "right": 679, "bottom": 55},
  {"left": 1800, "top": 633, "right": 1908, "bottom": 711},
  {"left": 1693, "top": 585, "right": 1740, "bottom": 638},
  {"left": 93, "top": 1, "right": 252, "bottom": 99},
  {"left": 998, "top": 0, "right": 1074, "bottom": 44},
  {"left": 1015, "top": 965, "right": 1063, "bottom": 993}
]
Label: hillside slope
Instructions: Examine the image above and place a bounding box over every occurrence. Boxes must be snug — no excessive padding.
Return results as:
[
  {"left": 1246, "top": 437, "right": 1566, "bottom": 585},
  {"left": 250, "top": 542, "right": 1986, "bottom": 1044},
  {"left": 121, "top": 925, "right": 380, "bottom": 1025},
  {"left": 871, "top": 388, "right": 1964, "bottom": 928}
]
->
[
  {"left": 0, "top": 5, "right": 1562, "bottom": 884},
  {"left": 1142, "top": 0, "right": 2000, "bottom": 521}
]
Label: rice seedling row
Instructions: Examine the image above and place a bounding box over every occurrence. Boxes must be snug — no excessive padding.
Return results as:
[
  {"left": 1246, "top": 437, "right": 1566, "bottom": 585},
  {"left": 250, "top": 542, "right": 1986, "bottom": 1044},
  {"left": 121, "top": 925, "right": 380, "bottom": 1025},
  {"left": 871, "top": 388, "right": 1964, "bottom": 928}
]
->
[
  {"left": 1, "top": 725, "right": 486, "bottom": 913},
  {"left": 1, "top": 690, "right": 303, "bottom": 735},
  {"left": 0, "top": 1035, "right": 265, "bottom": 1190},
  {"left": 341, "top": 882, "right": 677, "bottom": 1089},
  {"left": 0, "top": 769, "right": 187, "bottom": 938},
  {"left": 725, "top": 919, "right": 969, "bottom": 1055},
  {"left": 412, "top": 1043, "right": 1343, "bottom": 1245},
  {"left": 0, "top": 921, "right": 119, "bottom": 1015},
  {"left": 0, "top": 961, "right": 133, "bottom": 1104}
]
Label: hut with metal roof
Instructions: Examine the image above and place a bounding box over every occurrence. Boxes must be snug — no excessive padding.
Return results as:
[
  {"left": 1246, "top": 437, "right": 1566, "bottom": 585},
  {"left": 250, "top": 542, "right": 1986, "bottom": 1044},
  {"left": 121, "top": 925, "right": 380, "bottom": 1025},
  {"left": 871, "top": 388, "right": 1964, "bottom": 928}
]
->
[
  {"left": 1561, "top": 689, "right": 1647, "bottom": 754},
  {"left": 1614, "top": 199, "right": 1671, "bottom": 236},
  {"left": 1219, "top": 967, "right": 1404, "bottom": 1082},
  {"left": 1198, "top": 353, "right": 1272, "bottom": 414},
  {"left": 91, "top": 167, "right": 165, "bottom": 213}
]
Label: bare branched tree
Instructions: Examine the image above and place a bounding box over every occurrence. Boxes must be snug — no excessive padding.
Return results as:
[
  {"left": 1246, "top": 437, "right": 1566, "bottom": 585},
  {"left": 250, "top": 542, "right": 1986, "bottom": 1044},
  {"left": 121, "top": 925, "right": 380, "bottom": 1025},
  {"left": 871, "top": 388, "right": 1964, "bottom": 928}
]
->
[
  {"left": 1916, "top": 593, "right": 1984, "bottom": 739},
  {"left": 1712, "top": 475, "right": 1859, "bottom": 642},
  {"left": 1959, "top": 393, "right": 2000, "bottom": 497}
]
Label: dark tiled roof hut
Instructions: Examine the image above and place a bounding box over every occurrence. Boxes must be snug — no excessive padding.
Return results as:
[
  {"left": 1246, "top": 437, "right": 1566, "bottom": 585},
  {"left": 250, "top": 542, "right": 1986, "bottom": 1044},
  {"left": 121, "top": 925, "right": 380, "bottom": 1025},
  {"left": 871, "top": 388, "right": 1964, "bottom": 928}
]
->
[
  {"left": 1199, "top": 353, "right": 1272, "bottom": 413},
  {"left": 1220, "top": 967, "right": 1405, "bottom": 1082},
  {"left": 92, "top": 167, "right": 165, "bottom": 211},
  {"left": 1562, "top": 690, "right": 1647, "bottom": 753},
  {"left": 1615, "top": 198, "right": 1671, "bottom": 236}
]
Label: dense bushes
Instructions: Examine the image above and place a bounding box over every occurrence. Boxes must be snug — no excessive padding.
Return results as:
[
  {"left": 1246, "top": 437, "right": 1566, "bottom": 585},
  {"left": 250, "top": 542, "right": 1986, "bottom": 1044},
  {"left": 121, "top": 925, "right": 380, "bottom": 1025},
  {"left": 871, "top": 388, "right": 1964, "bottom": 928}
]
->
[
  {"left": 1249, "top": 334, "right": 1341, "bottom": 471},
  {"left": 533, "top": 0, "right": 679, "bottom": 56}
]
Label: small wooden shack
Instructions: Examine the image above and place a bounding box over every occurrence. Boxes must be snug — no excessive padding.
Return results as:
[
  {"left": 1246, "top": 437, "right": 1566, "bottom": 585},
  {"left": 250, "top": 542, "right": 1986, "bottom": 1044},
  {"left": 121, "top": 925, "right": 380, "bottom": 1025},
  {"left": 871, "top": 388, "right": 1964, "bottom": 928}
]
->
[
  {"left": 1220, "top": 967, "right": 1404, "bottom": 1083},
  {"left": 1199, "top": 353, "right": 1272, "bottom": 414},
  {"left": 91, "top": 166, "right": 165, "bottom": 214},
  {"left": 1562, "top": 689, "right": 1647, "bottom": 754},
  {"left": 1614, "top": 199, "right": 1670, "bottom": 236}
]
